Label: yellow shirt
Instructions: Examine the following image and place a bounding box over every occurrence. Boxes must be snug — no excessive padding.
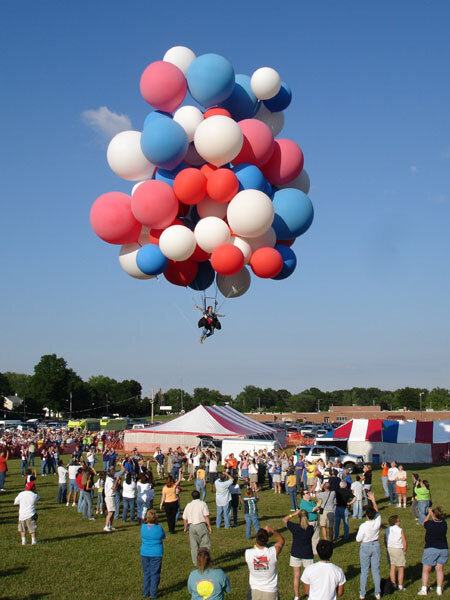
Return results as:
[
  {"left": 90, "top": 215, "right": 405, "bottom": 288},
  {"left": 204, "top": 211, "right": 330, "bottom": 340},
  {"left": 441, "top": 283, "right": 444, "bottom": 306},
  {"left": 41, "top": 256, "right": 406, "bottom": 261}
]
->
[
  {"left": 162, "top": 485, "right": 178, "bottom": 503},
  {"left": 286, "top": 475, "right": 297, "bottom": 487},
  {"left": 306, "top": 464, "right": 316, "bottom": 477},
  {"left": 196, "top": 469, "right": 206, "bottom": 481}
]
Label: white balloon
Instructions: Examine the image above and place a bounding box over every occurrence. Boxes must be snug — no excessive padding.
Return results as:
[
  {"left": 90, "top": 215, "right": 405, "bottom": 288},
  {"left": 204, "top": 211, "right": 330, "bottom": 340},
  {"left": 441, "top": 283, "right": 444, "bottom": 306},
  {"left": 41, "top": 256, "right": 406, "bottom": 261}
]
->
[
  {"left": 173, "top": 106, "right": 204, "bottom": 143},
  {"left": 194, "top": 216, "right": 231, "bottom": 253},
  {"left": 184, "top": 142, "right": 206, "bottom": 166},
  {"left": 197, "top": 196, "right": 228, "bottom": 219},
  {"left": 163, "top": 45, "right": 196, "bottom": 75},
  {"left": 277, "top": 168, "right": 310, "bottom": 194},
  {"left": 107, "top": 131, "right": 156, "bottom": 181},
  {"left": 194, "top": 116, "right": 243, "bottom": 167},
  {"left": 159, "top": 225, "right": 196, "bottom": 261},
  {"left": 254, "top": 104, "right": 284, "bottom": 137},
  {"left": 246, "top": 227, "right": 277, "bottom": 252},
  {"left": 119, "top": 244, "right": 154, "bottom": 279},
  {"left": 138, "top": 226, "right": 151, "bottom": 246},
  {"left": 230, "top": 236, "right": 252, "bottom": 265},
  {"left": 227, "top": 190, "right": 274, "bottom": 238},
  {"left": 251, "top": 67, "right": 281, "bottom": 100},
  {"left": 217, "top": 267, "right": 251, "bottom": 298}
]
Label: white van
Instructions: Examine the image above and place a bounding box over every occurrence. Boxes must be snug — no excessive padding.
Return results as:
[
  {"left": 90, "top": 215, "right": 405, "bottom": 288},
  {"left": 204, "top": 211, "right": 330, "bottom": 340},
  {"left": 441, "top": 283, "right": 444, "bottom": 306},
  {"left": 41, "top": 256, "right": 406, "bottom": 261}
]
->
[{"left": 221, "top": 438, "right": 280, "bottom": 465}]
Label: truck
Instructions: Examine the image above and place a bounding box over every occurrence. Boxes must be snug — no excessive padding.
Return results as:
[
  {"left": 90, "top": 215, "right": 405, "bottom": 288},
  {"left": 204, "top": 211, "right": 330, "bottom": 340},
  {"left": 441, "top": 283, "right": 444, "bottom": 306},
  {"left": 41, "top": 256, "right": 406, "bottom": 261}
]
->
[{"left": 294, "top": 444, "right": 365, "bottom": 473}]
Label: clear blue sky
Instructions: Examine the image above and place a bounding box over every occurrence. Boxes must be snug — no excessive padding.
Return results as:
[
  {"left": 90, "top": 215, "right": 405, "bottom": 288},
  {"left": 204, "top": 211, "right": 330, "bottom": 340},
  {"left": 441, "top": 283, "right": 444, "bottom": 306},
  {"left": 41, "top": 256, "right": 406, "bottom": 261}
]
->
[{"left": 1, "top": 1, "right": 449, "bottom": 397}]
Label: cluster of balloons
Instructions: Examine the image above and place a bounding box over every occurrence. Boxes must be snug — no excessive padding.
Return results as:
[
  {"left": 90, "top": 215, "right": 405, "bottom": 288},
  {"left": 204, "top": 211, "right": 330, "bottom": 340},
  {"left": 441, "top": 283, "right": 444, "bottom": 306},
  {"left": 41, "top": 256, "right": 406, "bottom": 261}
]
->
[{"left": 90, "top": 46, "right": 313, "bottom": 299}]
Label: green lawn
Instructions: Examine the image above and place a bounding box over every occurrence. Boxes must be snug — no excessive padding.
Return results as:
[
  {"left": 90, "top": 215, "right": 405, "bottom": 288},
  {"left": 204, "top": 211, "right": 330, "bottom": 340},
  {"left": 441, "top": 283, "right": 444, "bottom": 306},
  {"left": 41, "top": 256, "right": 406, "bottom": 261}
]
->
[{"left": 1, "top": 459, "right": 448, "bottom": 600}]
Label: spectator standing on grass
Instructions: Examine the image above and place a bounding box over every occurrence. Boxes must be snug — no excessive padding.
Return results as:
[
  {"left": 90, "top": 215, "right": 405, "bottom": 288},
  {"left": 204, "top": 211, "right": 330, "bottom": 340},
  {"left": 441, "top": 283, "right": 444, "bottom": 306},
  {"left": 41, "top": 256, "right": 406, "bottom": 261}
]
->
[
  {"left": 229, "top": 476, "right": 242, "bottom": 527},
  {"left": 0, "top": 448, "right": 9, "bottom": 491},
  {"left": 385, "top": 514, "right": 407, "bottom": 591},
  {"left": 245, "top": 526, "right": 285, "bottom": 600},
  {"left": 187, "top": 548, "right": 230, "bottom": 600},
  {"left": 95, "top": 471, "right": 105, "bottom": 515},
  {"left": 81, "top": 465, "right": 96, "bottom": 521},
  {"left": 183, "top": 490, "right": 212, "bottom": 565},
  {"left": 153, "top": 448, "right": 165, "bottom": 479},
  {"left": 104, "top": 466, "right": 120, "bottom": 532},
  {"left": 411, "top": 472, "right": 420, "bottom": 521},
  {"left": 194, "top": 465, "right": 207, "bottom": 502},
  {"left": 418, "top": 506, "right": 447, "bottom": 596},
  {"left": 356, "top": 492, "right": 381, "bottom": 600},
  {"left": 137, "top": 473, "right": 153, "bottom": 524},
  {"left": 209, "top": 453, "right": 218, "bottom": 491},
  {"left": 28, "top": 441, "right": 35, "bottom": 467},
  {"left": 416, "top": 480, "right": 432, "bottom": 525},
  {"left": 244, "top": 487, "right": 260, "bottom": 540},
  {"left": 301, "top": 539, "right": 346, "bottom": 600},
  {"left": 66, "top": 460, "right": 79, "bottom": 507},
  {"left": 14, "top": 481, "right": 40, "bottom": 545},
  {"left": 351, "top": 476, "right": 364, "bottom": 519},
  {"left": 215, "top": 471, "right": 233, "bottom": 529},
  {"left": 334, "top": 481, "right": 355, "bottom": 541},
  {"left": 316, "top": 482, "right": 336, "bottom": 541},
  {"left": 286, "top": 468, "right": 298, "bottom": 511},
  {"left": 140, "top": 509, "right": 165, "bottom": 600},
  {"left": 395, "top": 465, "right": 407, "bottom": 508},
  {"left": 20, "top": 446, "right": 28, "bottom": 477},
  {"left": 387, "top": 460, "right": 399, "bottom": 505},
  {"left": 160, "top": 474, "right": 181, "bottom": 534},
  {"left": 122, "top": 472, "right": 137, "bottom": 522},
  {"left": 381, "top": 462, "right": 389, "bottom": 497},
  {"left": 56, "top": 460, "right": 67, "bottom": 504},
  {"left": 299, "top": 489, "right": 320, "bottom": 554},
  {"left": 282, "top": 509, "right": 314, "bottom": 600},
  {"left": 102, "top": 448, "right": 111, "bottom": 472},
  {"left": 362, "top": 465, "right": 372, "bottom": 505},
  {"left": 248, "top": 459, "right": 259, "bottom": 494}
]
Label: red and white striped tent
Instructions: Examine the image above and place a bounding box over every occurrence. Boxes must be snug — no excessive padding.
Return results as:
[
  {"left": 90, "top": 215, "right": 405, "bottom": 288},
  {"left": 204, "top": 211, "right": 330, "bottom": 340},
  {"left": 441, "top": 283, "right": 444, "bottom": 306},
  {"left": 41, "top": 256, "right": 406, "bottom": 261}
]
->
[
  {"left": 318, "top": 419, "right": 450, "bottom": 463},
  {"left": 124, "top": 405, "right": 284, "bottom": 453}
]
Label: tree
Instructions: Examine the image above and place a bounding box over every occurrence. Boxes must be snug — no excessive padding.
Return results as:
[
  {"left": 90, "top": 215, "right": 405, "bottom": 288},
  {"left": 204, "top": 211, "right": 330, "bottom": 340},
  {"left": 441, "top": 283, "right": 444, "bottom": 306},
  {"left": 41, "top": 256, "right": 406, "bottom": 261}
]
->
[
  {"left": 28, "top": 354, "right": 73, "bottom": 413},
  {"left": 393, "top": 387, "right": 428, "bottom": 411},
  {"left": 3, "top": 372, "right": 30, "bottom": 398},
  {"left": 426, "top": 388, "right": 450, "bottom": 411},
  {"left": 0, "top": 372, "right": 12, "bottom": 397}
]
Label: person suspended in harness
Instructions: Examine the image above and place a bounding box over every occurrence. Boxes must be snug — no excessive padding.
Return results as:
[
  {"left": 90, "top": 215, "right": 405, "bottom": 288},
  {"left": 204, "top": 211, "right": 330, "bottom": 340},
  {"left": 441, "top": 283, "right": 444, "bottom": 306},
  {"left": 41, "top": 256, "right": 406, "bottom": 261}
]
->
[{"left": 194, "top": 304, "right": 225, "bottom": 344}]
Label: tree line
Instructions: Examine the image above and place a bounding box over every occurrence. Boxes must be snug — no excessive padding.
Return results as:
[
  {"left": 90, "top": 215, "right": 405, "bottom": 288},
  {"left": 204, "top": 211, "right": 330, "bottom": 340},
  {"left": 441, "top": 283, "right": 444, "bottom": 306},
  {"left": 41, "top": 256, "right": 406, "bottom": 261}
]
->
[{"left": 1, "top": 354, "right": 449, "bottom": 419}]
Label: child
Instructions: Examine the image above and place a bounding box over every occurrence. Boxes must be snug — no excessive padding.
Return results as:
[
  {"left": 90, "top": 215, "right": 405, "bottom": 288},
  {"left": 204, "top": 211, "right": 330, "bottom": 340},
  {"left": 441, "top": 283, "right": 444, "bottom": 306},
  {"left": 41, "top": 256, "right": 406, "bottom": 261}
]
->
[
  {"left": 95, "top": 472, "right": 106, "bottom": 515},
  {"left": 229, "top": 477, "right": 242, "bottom": 527},
  {"left": 194, "top": 465, "right": 206, "bottom": 501},
  {"left": 243, "top": 487, "right": 260, "bottom": 540},
  {"left": 385, "top": 515, "right": 407, "bottom": 591},
  {"left": 286, "top": 468, "right": 298, "bottom": 511}
]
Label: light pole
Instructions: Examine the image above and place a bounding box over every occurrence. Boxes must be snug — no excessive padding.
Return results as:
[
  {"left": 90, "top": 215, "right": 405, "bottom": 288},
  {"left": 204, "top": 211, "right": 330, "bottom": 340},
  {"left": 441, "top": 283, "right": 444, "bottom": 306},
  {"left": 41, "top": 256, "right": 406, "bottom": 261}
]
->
[{"left": 419, "top": 391, "right": 424, "bottom": 417}]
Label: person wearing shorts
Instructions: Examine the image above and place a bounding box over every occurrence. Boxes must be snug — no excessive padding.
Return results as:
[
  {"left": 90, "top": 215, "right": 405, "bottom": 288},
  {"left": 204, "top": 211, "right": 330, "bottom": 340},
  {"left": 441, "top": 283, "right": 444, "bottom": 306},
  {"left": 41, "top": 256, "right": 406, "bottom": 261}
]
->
[
  {"left": 385, "top": 515, "right": 407, "bottom": 591},
  {"left": 418, "top": 506, "right": 448, "bottom": 596},
  {"left": 283, "top": 509, "right": 314, "bottom": 600},
  {"left": 395, "top": 465, "right": 407, "bottom": 508},
  {"left": 104, "top": 467, "right": 120, "bottom": 532},
  {"left": 14, "top": 481, "right": 40, "bottom": 545}
]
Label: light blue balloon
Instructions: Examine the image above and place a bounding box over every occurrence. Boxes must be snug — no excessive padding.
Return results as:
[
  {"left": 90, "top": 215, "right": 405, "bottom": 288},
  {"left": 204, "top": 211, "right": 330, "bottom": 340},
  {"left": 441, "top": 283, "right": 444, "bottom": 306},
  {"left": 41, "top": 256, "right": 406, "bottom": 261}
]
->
[
  {"left": 272, "top": 245, "right": 297, "bottom": 280},
  {"left": 136, "top": 244, "right": 168, "bottom": 276},
  {"left": 219, "top": 74, "right": 259, "bottom": 121},
  {"left": 143, "top": 110, "right": 172, "bottom": 129},
  {"left": 154, "top": 162, "right": 189, "bottom": 187},
  {"left": 263, "top": 82, "right": 292, "bottom": 112},
  {"left": 232, "top": 163, "right": 267, "bottom": 192},
  {"left": 186, "top": 53, "right": 235, "bottom": 108},
  {"left": 272, "top": 188, "right": 314, "bottom": 239},
  {"left": 140, "top": 118, "right": 188, "bottom": 170},
  {"left": 188, "top": 261, "right": 215, "bottom": 291}
]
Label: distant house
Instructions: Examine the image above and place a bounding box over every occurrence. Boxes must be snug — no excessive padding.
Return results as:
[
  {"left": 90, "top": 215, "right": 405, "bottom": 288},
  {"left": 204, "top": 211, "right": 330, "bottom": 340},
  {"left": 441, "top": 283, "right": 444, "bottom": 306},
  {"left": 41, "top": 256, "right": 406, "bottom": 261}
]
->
[{"left": 2, "top": 395, "right": 24, "bottom": 411}]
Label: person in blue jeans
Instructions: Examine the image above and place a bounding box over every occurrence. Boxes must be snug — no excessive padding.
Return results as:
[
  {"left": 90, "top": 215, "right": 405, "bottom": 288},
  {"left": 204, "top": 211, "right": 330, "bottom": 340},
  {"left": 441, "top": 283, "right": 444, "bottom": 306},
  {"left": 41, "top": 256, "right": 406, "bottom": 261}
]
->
[
  {"left": 243, "top": 487, "right": 260, "bottom": 539},
  {"left": 140, "top": 509, "right": 165, "bottom": 599},
  {"left": 40, "top": 450, "right": 48, "bottom": 476},
  {"left": 334, "top": 482, "right": 355, "bottom": 541},
  {"left": 214, "top": 471, "right": 233, "bottom": 529},
  {"left": 356, "top": 493, "right": 381, "bottom": 600}
]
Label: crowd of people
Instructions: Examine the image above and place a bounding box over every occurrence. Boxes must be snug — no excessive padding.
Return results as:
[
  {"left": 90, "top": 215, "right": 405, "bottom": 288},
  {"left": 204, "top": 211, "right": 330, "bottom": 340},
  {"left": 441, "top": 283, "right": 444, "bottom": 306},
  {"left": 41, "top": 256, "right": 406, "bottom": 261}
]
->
[{"left": 9, "top": 442, "right": 448, "bottom": 599}]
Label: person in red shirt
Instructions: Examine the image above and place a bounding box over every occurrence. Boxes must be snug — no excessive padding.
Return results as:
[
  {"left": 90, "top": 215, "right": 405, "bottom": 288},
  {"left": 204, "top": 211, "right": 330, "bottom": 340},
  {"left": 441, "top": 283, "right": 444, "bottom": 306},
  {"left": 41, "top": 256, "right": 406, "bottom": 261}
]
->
[{"left": 0, "top": 448, "right": 9, "bottom": 491}]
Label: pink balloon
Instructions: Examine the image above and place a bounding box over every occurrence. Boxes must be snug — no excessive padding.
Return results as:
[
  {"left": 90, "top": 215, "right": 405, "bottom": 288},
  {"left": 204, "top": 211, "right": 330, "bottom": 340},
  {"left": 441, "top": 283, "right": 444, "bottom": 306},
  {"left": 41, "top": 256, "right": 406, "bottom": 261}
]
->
[
  {"left": 90, "top": 192, "right": 141, "bottom": 245},
  {"left": 261, "top": 139, "right": 304, "bottom": 186},
  {"left": 232, "top": 119, "right": 274, "bottom": 167},
  {"left": 131, "top": 180, "right": 179, "bottom": 229},
  {"left": 140, "top": 61, "right": 187, "bottom": 113}
]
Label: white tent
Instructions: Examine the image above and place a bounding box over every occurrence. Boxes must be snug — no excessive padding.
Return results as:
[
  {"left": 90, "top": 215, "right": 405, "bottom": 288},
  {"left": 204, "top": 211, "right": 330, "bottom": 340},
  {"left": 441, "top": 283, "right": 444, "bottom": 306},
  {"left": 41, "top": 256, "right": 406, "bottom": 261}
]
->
[{"left": 124, "top": 405, "right": 285, "bottom": 452}]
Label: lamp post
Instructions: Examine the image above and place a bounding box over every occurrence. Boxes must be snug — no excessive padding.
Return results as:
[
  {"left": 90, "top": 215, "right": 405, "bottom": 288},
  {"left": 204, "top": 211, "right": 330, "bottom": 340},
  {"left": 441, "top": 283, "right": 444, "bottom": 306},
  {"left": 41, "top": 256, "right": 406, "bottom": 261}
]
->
[{"left": 419, "top": 391, "right": 424, "bottom": 418}]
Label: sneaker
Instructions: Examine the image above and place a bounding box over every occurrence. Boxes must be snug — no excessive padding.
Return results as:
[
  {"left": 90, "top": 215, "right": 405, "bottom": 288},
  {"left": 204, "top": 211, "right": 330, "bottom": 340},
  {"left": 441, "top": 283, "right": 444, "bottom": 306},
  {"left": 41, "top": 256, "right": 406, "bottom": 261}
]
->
[
  {"left": 72, "top": 503, "right": 76, "bottom": 507},
  {"left": 397, "top": 503, "right": 401, "bottom": 507},
  {"left": 31, "top": 540, "right": 38, "bottom": 545},
  {"left": 0, "top": 488, "right": 5, "bottom": 492},
  {"left": 375, "top": 596, "right": 381, "bottom": 600},
  {"left": 290, "top": 509, "right": 296, "bottom": 512},
  {"left": 436, "top": 588, "right": 442, "bottom": 596},
  {"left": 103, "top": 526, "right": 111, "bottom": 532},
  {"left": 21, "top": 539, "right": 27, "bottom": 545},
  {"left": 66, "top": 502, "right": 69, "bottom": 506},
  {"left": 417, "top": 590, "right": 427, "bottom": 596},
  {"left": 89, "top": 517, "right": 95, "bottom": 521}
]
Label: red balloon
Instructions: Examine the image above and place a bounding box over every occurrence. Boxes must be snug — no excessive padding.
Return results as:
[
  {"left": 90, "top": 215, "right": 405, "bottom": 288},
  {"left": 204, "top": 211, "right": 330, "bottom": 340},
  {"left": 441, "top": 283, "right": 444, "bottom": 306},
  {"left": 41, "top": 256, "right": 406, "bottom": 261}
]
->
[
  {"left": 261, "top": 139, "right": 304, "bottom": 186},
  {"left": 233, "top": 119, "right": 274, "bottom": 167},
  {"left": 164, "top": 259, "right": 198, "bottom": 286},
  {"left": 200, "top": 163, "right": 218, "bottom": 180},
  {"left": 149, "top": 219, "right": 183, "bottom": 245},
  {"left": 90, "top": 192, "right": 141, "bottom": 245},
  {"left": 173, "top": 168, "right": 207, "bottom": 205},
  {"left": 276, "top": 238, "right": 295, "bottom": 247},
  {"left": 131, "top": 180, "right": 178, "bottom": 229},
  {"left": 250, "top": 247, "right": 283, "bottom": 278},
  {"left": 204, "top": 107, "right": 232, "bottom": 119},
  {"left": 191, "top": 245, "right": 211, "bottom": 262},
  {"left": 206, "top": 169, "right": 239, "bottom": 204},
  {"left": 211, "top": 244, "right": 245, "bottom": 275},
  {"left": 140, "top": 61, "right": 187, "bottom": 113}
]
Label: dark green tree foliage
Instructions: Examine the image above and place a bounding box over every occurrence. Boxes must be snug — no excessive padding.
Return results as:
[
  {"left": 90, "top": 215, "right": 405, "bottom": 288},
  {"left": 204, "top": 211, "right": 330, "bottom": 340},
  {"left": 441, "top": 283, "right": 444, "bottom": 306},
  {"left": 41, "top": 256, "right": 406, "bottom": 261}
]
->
[
  {"left": 0, "top": 372, "right": 12, "bottom": 396},
  {"left": 28, "top": 354, "right": 73, "bottom": 412}
]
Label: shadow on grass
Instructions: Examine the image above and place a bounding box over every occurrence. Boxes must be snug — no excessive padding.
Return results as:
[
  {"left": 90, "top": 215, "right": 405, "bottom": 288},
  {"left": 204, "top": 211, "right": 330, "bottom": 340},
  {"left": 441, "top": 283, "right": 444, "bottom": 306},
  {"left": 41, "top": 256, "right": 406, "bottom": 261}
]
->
[
  {"left": 41, "top": 529, "right": 126, "bottom": 543},
  {"left": 0, "top": 596, "right": 49, "bottom": 600},
  {"left": 0, "top": 567, "right": 28, "bottom": 577}
]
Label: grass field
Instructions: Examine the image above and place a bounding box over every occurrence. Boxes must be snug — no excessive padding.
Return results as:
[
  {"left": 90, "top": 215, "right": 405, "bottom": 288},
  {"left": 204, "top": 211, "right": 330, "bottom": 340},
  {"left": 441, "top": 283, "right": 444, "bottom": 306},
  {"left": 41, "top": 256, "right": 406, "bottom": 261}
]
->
[{"left": 1, "top": 458, "right": 448, "bottom": 600}]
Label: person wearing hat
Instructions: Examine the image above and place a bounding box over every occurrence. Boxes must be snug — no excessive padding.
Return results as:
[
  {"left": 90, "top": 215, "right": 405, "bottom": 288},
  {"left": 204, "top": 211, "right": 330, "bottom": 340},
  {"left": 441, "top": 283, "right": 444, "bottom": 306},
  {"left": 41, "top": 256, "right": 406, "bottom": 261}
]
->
[{"left": 14, "top": 481, "right": 40, "bottom": 545}]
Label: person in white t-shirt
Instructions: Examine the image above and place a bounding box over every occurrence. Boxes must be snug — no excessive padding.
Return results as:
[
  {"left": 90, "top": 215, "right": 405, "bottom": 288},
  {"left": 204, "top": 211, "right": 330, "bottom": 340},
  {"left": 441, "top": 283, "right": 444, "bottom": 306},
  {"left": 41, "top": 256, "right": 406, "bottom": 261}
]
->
[
  {"left": 301, "top": 539, "right": 346, "bottom": 600},
  {"left": 245, "top": 525, "right": 285, "bottom": 600},
  {"left": 385, "top": 514, "right": 407, "bottom": 591},
  {"left": 66, "top": 461, "right": 80, "bottom": 507},
  {"left": 356, "top": 492, "right": 381, "bottom": 600},
  {"left": 122, "top": 472, "right": 137, "bottom": 522},
  {"left": 351, "top": 476, "right": 364, "bottom": 519},
  {"left": 14, "top": 481, "right": 40, "bottom": 545},
  {"left": 209, "top": 454, "right": 218, "bottom": 491},
  {"left": 56, "top": 460, "right": 68, "bottom": 504},
  {"left": 387, "top": 461, "right": 399, "bottom": 505}
]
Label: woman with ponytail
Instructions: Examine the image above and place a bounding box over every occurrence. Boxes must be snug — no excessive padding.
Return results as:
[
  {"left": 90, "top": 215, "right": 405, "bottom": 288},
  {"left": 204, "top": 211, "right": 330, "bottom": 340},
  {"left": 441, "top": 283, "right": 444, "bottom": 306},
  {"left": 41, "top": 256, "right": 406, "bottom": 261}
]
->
[{"left": 187, "top": 548, "right": 231, "bottom": 600}]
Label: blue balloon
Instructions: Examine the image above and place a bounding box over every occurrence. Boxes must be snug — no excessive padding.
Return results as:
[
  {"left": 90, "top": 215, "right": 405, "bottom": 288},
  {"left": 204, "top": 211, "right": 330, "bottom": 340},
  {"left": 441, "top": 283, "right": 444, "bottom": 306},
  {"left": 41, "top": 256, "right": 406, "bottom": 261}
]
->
[
  {"left": 232, "top": 164, "right": 267, "bottom": 192},
  {"left": 189, "top": 261, "right": 215, "bottom": 291},
  {"left": 272, "top": 188, "right": 314, "bottom": 239},
  {"left": 272, "top": 245, "right": 297, "bottom": 280},
  {"left": 154, "top": 162, "right": 189, "bottom": 187},
  {"left": 219, "top": 74, "right": 259, "bottom": 121},
  {"left": 143, "top": 110, "right": 172, "bottom": 129},
  {"left": 140, "top": 118, "right": 188, "bottom": 170},
  {"left": 136, "top": 244, "right": 168, "bottom": 276},
  {"left": 263, "top": 82, "right": 292, "bottom": 112},
  {"left": 186, "top": 53, "right": 235, "bottom": 108}
]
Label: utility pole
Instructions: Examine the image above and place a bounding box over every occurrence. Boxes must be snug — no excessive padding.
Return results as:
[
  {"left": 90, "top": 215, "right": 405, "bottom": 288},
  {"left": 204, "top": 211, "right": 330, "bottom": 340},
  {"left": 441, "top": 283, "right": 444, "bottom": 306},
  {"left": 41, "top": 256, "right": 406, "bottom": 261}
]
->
[
  {"left": 150, "top": 388, "right": 154, "bottom": 424},
  {"left": 258, "top": 396, "right": 261, "bottom": 411},
  {"left": 180, "top": 389, "right": 183, "bottom": 413},
  {"left": 419, "top": 391, "right": 424, "bottom": 416},
  {"left": 318, "top": 398, "right": 320, "bottom": 413},
  {"left": 69, "top": 392, "right": 73, "bottom": 419}
]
